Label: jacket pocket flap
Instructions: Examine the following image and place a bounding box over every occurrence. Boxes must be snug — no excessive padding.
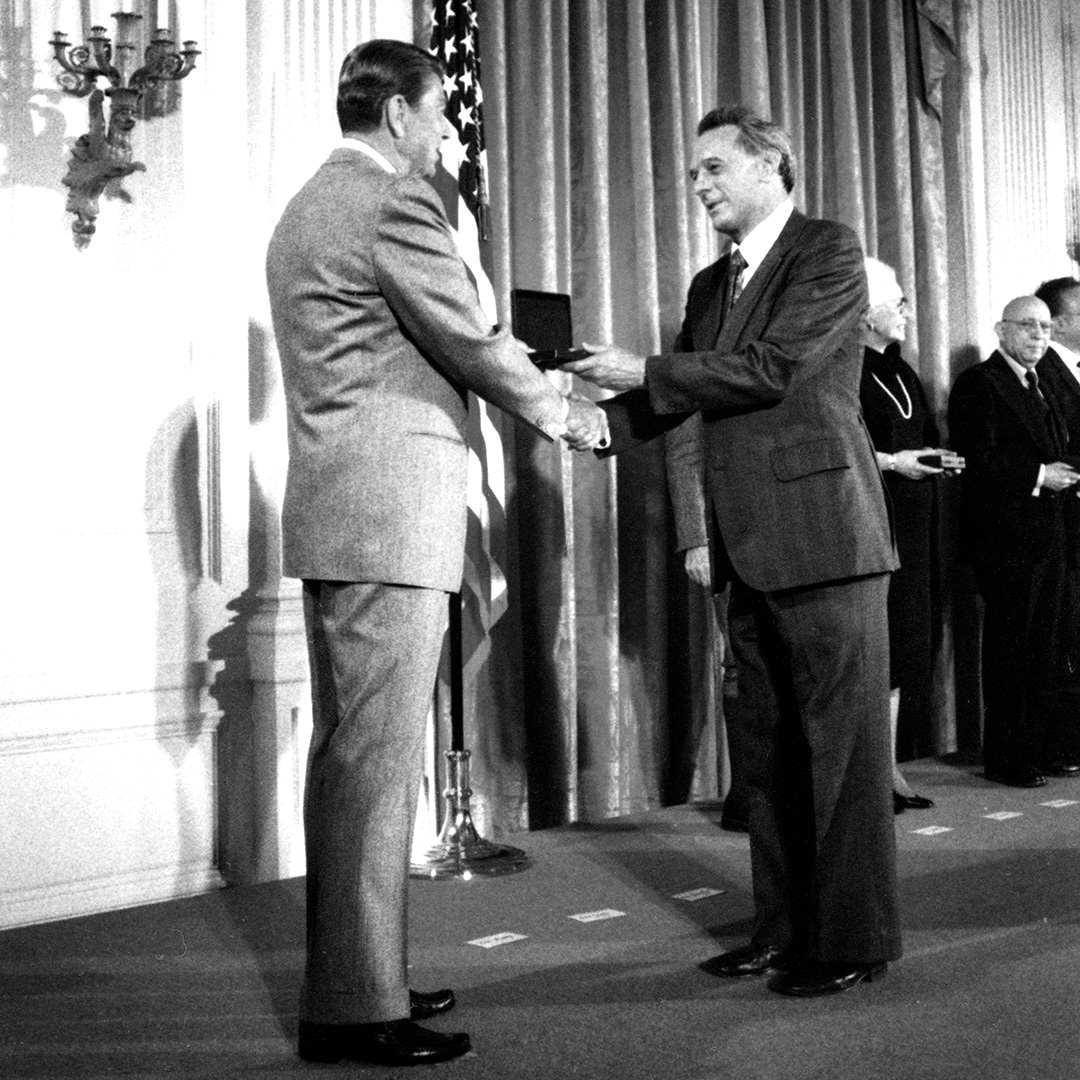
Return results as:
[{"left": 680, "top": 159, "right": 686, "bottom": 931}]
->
[{"left": 770, "top": 437, "right": 849, "bottom": 481}]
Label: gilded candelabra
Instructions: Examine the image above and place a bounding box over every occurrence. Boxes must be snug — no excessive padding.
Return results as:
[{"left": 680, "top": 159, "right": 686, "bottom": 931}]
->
[{"left": 50, "top": 12, "right": 199, "bottom": 249}]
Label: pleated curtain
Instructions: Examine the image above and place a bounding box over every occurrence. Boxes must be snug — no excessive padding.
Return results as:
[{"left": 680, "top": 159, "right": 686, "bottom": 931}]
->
[{"left": 453, "top": 0, "right": 962, "bottom": 836}]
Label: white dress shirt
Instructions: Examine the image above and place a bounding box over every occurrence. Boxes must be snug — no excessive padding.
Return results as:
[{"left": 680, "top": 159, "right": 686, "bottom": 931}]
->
[
  {"left": 729, "top": 198, "right": 795, "bottom": 291},
  {"left": 338, "top": 136, "right": 397, "bottom": 173}
]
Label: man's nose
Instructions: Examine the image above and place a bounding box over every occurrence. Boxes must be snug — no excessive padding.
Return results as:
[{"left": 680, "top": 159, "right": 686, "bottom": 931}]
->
[{"left": 442, "top": 116, "right": 454, "bottom": 140}]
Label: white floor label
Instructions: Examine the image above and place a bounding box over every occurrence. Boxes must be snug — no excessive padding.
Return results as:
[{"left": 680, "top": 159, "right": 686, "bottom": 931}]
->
[
  {"left": 468, "top": 932, "right": 528, "bottom": 948},
  {"left": 672, "top": 888, "right": 725, "bottom": 902},
  {"left": 569, "top": 909, "right": 626, "bottom": 923}
]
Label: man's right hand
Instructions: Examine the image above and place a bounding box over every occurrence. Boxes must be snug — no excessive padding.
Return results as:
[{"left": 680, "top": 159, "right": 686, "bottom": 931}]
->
[
  {"left": 562, "top": 395, "right": 609, "bottom": 451},
  {"left": 1043, "top": 461, "right": 1080, "bottom": 492},
  {"left": 684, "top": 545, "right": 711, "bottom": 588}
]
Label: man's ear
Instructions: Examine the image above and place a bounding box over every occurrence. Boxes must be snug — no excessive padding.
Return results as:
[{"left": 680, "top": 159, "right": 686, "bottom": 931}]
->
[
  {"left": 384, "top": 94, "right": 408, "bottom": 139},
  {"left": 757, "top": 148, "right": 781, "bottom": 183}
]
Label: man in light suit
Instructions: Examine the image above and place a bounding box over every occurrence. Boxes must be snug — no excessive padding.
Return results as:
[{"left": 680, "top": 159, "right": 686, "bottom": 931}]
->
[
  {"left": 948, "top": 296, "right": 1080, "bottom": 788},
  {"left": 266, "top": 39, "right": 605, "bottom": 1067},
  {"left": 564, "top": 105, "right": 901, "bottom": 998}
]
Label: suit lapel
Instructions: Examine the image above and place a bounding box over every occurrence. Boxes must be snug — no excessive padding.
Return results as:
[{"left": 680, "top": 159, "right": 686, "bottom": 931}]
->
[
  {"left": 985, "top": 351, "right": 1058, "bottom": 457},
  {"left": 714, "top": 210, "right": 808, "bottom": 350}
]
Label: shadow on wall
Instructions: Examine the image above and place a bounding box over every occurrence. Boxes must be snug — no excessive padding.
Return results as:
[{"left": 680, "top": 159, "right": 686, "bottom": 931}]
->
[
  {"left": 209, "top": 320, "right": 283, "bottom": 886},
  {"left": 145, "top": 398, "right": 210, "bottom": 895}
]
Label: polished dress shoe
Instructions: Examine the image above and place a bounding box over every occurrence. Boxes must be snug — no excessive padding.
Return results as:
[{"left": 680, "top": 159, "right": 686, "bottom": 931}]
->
[
  {"left": 767, "top": 960, "right": 886, "bottom": 997},
  {"left": 720, "top": 810, "right": 750, "bottom": 833},
  {"left": 894, "top": 791, "right": 934, "bottom": 812},
  {"left": 700, "top": 942, "right": 792, "bottom": 977},
  {"left": 1039, "top": 760, "right": 1080, "bottom": 778},
  {"left": 409, "top": 987, "right": 455, "bottom": 1020},
  {"left": 984, "top": 766, "right": 1046, "bottom": 788},
  {"left": 298, "top": 1018, "right": 470, "bottom": 1066}
]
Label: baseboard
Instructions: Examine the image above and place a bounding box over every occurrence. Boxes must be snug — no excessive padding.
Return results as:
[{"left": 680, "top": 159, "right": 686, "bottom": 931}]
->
[{"left": 0, "top": 863, "right": 226, "bottom": 931}]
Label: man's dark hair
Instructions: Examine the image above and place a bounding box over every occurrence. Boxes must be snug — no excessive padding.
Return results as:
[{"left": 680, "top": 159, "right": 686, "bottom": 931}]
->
[
  {"left": 1034, "top": 276, "right": 1080, "bottom": 317},
  {"left": 337, "top": 39, "right": 444, "bottom": 134},
  {"left": 698, "top": 105, "right": 797, "bottom": 194}
]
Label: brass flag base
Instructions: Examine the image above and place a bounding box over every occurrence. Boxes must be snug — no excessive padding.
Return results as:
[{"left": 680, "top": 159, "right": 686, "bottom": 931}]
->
[{"left": 410, "top": 749, "right": 531, "bottom": 880}]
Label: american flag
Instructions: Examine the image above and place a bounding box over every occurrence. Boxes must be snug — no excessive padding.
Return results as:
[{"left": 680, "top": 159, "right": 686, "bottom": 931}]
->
[{"left": 430, "top": 0, "right": 508, "bottom": 686}]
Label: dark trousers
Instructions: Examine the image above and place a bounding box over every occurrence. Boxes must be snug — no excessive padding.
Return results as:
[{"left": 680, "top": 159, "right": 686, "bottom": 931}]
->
[
  {"left": 300, "top": 580, "right": 448, "bottom": 1024},
  {"left": 729, "top": 572, "right": 901, "bottom": 963},
  {"left": 976, "top": 516, "right": 1070, "bottom": 773}
]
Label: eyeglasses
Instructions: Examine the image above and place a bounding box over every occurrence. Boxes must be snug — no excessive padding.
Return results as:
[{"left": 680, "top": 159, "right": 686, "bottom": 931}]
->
[
  {"left": 1003, "top": 319, "right": 1053, "bottom": 336},
  {"left": 872, "top": 297, "right": 909, "bottom": 315}
]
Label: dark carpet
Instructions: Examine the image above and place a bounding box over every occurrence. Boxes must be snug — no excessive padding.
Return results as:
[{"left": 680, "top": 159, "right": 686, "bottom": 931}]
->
[{"left": 3, "top": 757, "right": 1080, "bottom": 1079}]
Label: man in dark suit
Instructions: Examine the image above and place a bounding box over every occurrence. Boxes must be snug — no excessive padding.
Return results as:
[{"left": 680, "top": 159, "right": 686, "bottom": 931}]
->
[
  {"left": 266, "top": 39, "right": 605, "bottom": 1067},
  {"left": 948, "top": 295, "right": 1080, "bottom": 789},
  {"left": 1034, "top": 278, "right": 1080, "bottom": 771},
  {"left": 564, "top": 105, "right": 901, "bottom": 997}
]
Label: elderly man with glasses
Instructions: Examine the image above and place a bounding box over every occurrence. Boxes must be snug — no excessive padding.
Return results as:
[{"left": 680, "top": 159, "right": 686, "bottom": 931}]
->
[{"left": 949, "top": 295, "right": 1080, "bottom": 788}]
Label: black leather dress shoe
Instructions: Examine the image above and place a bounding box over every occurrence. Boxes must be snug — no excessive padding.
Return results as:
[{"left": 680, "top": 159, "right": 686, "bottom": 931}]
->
[
  {"left": 767, "top": 960, "right": 886, "bottom": 997},
  {"left": 894, "top": 791, "right": 934, "bottom": 811},
  {"left": 1039, "top": 760, "right": 1080, "bottom": 777},
  {"left": 409, "top": 987, "right": 455, "bottom": 1020},
  {"left": 720, "top": 811, "right": 750, "bottom": 833},
  {"left": 298, "top": 1018, "right": 470, "bottom": 1066},
  {"left": 700, "top": 943, "right": 792, "bottom": 978},
  {"left": 984, "top": 766, "right": 1046, "bottom": 788}
]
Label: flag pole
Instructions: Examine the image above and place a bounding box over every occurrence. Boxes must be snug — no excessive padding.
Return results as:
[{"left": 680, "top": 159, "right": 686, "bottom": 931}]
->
[
  {"left": 409, "top": 593, "right": 530, "bottom": 879},
  {"left": 409, "top": 0, "right": 532, "bottom": 879}
]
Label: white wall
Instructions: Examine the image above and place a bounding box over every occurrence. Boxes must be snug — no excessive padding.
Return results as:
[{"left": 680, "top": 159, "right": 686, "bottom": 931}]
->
[{"left": 0, "top": 0, "right": 419, "bottom": 929}]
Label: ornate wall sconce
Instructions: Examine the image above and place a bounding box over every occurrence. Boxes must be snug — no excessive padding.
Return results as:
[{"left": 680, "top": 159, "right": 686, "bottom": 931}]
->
[{"left": 50, "top": 11, "right": 200, "bottom": 249}]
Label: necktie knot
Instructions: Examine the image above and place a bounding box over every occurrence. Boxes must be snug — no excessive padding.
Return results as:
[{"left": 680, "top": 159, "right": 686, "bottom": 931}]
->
[
  {"left": 729, "top": 248, "right": 747, "bottom": 274},
  {"left": 1026, "top": 370, "right": 1039, "bottom": 393}
]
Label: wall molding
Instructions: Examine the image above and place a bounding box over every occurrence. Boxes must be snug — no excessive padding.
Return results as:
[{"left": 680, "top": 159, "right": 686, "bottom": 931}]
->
[{"left": 0, "top": 863, "right": 226, "bottom": 932}]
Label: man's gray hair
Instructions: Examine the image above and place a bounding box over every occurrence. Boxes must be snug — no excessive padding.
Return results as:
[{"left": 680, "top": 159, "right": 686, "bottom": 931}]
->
[{"left": 698, "top": 105, "right": 796, "bottom": 194}]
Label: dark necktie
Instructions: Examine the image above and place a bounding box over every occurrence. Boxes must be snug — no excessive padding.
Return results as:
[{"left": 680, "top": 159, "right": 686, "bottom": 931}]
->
[
  {"left": 720, "top": 248, "right": 747, "bottom": 327},
  {"left": 1027, "top": 370, "right": 1067, "bottom": 454}
]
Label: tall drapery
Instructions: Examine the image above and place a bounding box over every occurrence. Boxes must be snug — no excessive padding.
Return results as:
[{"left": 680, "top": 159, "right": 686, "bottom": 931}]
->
[{"left": 441, "top": 0, "right": 968, "bottom": 836}]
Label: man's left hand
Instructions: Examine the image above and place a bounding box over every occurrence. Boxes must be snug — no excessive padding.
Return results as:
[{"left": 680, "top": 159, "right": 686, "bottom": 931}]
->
[{"left": 561, "top": 343, "right": 648, "bottom": 391}]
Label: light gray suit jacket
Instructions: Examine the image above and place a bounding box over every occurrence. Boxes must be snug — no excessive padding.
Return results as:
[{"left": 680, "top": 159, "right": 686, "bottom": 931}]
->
[{"left": 266, "top": 148, "right": 565, "bottom": 591}]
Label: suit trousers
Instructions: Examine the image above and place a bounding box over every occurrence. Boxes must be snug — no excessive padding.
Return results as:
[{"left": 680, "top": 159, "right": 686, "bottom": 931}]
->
[
  {"left": 299, "top": 580, "right": 448, "bottom": 1025},
  {"left": 730, "top": 572, "right": 902, "bottom": 963},
  {"left": 975, "top": 511, "right": 1069, "bottom": 774}
]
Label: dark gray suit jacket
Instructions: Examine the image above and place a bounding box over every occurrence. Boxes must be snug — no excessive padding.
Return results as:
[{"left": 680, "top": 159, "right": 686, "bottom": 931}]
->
[
  {"left": 949, "top": 349, "right": 1072, "bottom": 571},
  {"left": 603, "top": 210, "right": 896, "bottom": 592}
]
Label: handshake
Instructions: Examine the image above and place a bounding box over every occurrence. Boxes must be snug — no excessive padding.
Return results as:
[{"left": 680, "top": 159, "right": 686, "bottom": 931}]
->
[{"left": 560, "top": 393, "right": 610, "bottom": 452}]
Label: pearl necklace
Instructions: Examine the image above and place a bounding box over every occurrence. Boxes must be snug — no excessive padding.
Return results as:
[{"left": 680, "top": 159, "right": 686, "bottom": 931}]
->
[{"left": 872, "top": 372, "right": 913, "bottom": 420}]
